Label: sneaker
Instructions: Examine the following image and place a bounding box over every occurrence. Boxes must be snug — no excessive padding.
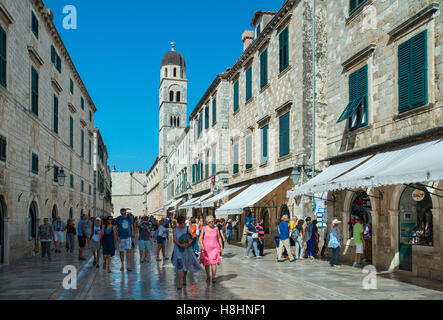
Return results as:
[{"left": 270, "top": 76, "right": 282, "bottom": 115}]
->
[
  {"left": 333, "top": 265, "right": 341, "bottom": 268},
  {"left": 164, "top": 257, "right": 169, "bottom": 260},
  {"left": 277, "top": 259, "right": 285, "bottom": 262},
  {"left": 244, "top": 256, "right": 249, "bottom": 259},
  {"left": 352, "top": 262, "right": 362, "bottom": 268},
  {"left": 256, "top": 256, "right": 263, "bottom": 259},
  {"left": 290, "top": 259, "right": 296, "bottom": 262},
  {"left": 156, "top": 258, "right": 161, "bottom": 262}
]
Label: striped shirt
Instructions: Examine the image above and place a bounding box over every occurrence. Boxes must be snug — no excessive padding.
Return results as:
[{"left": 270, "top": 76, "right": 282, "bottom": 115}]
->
[{"left": 256, "top": 223, "right": 265, "bottom": 240}]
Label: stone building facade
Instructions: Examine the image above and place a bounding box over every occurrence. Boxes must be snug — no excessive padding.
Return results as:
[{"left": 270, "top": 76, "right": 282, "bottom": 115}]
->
[
  {"left": 0, "top": 0, "right": 109, "bottom": 264},
  {"left": 111, "top": 171, "right": 147, "bottom": 217},
  {"left": 93, "top": 128, "right": 112, "bottom": 217}
]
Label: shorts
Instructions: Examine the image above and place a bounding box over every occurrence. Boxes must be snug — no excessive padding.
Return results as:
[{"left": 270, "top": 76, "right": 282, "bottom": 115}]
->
[
  {"left": 91, "top": 240, "right": 101, "bottom": 250},
  {"left": 54, "top": 231, "right": 64, "bottom": 243},
  {"left": 78, "top": 236, "right": 86, "bottom": 248},
  {"left": 118, "top": 238, "right": 132, "bottom": 252},
  {"left": 274, "top": 237, "right": 280, "bottom": 248},
  {"left": 355, "top": 242, "right": 363, "bottom": 254},
  {"left": 138, "top": 240, "right": 150, "bottom": 251},
  {"left": 156, "top": 236, "right": 166, "bottom": 245},
  {"left": 290, "top": 238, "right": 295, "bottom": 247}
]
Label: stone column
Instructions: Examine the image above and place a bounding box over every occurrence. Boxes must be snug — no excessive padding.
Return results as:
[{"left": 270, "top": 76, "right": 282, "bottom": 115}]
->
[{"left": 388, "top": 209, "right": 399, "bottom": 271}]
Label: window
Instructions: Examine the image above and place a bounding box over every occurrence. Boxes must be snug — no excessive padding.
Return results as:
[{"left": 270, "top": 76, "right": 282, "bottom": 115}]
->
[
  {"left": 31, "top": 66, "right": 39, "bottom": 116},
  {"left": 337, "top": 65, "right": 368, "bottom": 131},
  {"left": 246, "top": 66, "right": 252, "bottom": 101},
  {"left": 256, "top": 24, "right": 261, "bottom": 38},
  {"left": 198, "top": 113, "right": 202, "bottom": 137},
  {"left": 53, "top": 95, "right": 59, "bottom": 134},
  {"left": 53, "top": 166, "right": 59, "bottom": 182},
  {"left": 233, "top": 81, "right": 239, "bottom": 112},
  {"left": 245, "top": 135, "right": 252, "bottom": 170},
  {"left": 279, "top": 112, "right": 290, "bottom": 157},
  {"left": 205, "top": 152, "right": 209, "bottom": 179},
  {"left": 70, "top": 79, "right": 74, "bottom": 94},
  {"left": 89, "top": 110, "right": 92, "bottom": 122},
  {"left": 349, "top": 0, "right": 368, "bottom": 15},
  {"left": 31, "top": 153, "right": 39, "bottom": 174},
  {"left": 192, "top": 163, "right": 196, "bottom": 183},
  {"left": 81, "top": 130, "right": 84, "bottom": 158},
  {"left": 89, "top": 184, "right": 91, "bottom": 195},
  {"left": 165, "top": 68, "right": 168, "bottom": 77},
  {"left": 398, "top": 30, "right": 428, "bottom": 113},
  {"left": 260, "top": 49, "right": 268, "bottom": 88},
  {"left": 51, "top": 45, "right": 61, "bottom": 73},
  {"left": 261, "top": 125, "right": 268, "bottom": 164},
  {"left": 81, "top": 180, "right": 84, "bottom": 193},
  {"left": 205, "top": 105, "right": 209, "bottom": 129},
  {"left": 81, "top": 97, "right": 84, "bottom": 110},
  {"left": 31, "top": 11, "right": 39, "bottom": 39},
  {"left": 233, "top": 143, "right": 239, "bottom": 174},
  {"left": 279, "top": 26, "right": 289, "bottom": 73},
  {"left": 176, "top": 91, "right": 181, "bottom": 102},
  {"left": 89, "top": 139, "right": 92, "bottom": 164},
  {"left": 212, "top": 98, "right": 216, "bottom": 124},
  {"left": 70, "top": 174, "right": 74, "bottom": 188},
  {"left": 0, "top": 26, "right": 6, "bottom": 88},
  {"left": 177, "top": 117, "right": 180, "bottom": 127},
  {"left": 212, "top": 148, "right": 216, "bottom": 175},
  {"left": 69, "top": 116, "right": 74, "bottom": 148},
  {"left": 173, "top": 68, "right": 177, "bottom": 77},
  {"left": 197, "top": 159, "right": 202, "bottom": 181},
  {"left": 0, "top": 135, "right": 6, "bottom": 162},
  {"left": 169, "top": 91, "right": 174, "bottom": 102}
]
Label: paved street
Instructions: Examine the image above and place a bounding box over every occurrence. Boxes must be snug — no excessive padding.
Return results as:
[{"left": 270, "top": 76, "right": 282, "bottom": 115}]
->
[{"left": 1, "top": 237, "right": 443, "bottom": 300}]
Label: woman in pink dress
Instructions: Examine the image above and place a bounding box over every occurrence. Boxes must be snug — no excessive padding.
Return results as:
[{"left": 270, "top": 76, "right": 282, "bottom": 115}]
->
[{"left": 198, "top": 216, "right": 223, "bottom": 283}]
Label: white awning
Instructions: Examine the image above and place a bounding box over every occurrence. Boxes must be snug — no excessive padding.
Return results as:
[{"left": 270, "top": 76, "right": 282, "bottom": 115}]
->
[
  {"left": 327, "top": 139, "right": 443, "bottom": 191},
  {"left": 179, "top": 192, "right": 214, "bottom": 209},
  {"left": 200, "top": 186, "right": 246, "bottom": 208},
  {"left": 216, "top": 177, "right": 289, "bottom": 216},
  {"left": 287, "top": 156, "right": 371, "bottom": 197},
  {"left": 166, "top": 198, "right": 184, "bottom": 210}
]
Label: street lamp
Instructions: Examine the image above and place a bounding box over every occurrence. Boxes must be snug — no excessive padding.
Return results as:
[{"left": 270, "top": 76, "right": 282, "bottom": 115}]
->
[
  {"left": 291, "top": 166, "right": 301, "bottom": 185},
  {"left": 45, "top": 164, "right": 67, "bottom": 187}
]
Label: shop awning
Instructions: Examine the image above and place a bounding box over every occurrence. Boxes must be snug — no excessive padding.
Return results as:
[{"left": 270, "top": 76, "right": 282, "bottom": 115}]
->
[
  {"left": 166, "top": 198, "right": 184, "bottom": 210},
  {"left": 179, "top": 192, "right": 214, "bottom": 209},
  {"left": 289, "top": 139, "right": 443, "bottom": 196},
  {"left": 215, "top": 177, "right": 289, "bottom": 216},
  {"left": 200, "top": 186, "right": 246, "bottom": 208},
  {"left": 287, "top": 156, "right": 371, "bottom": 197}
]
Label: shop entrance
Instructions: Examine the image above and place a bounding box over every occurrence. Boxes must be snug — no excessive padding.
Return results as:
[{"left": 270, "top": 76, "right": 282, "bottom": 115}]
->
[
  {"left": 398, "top": 185, "right": 433, "bottom": 272},
  {"left": 0, "top": 197, "right": 5, "bottom": 264},
  {"left": 349, "top": 191, "right": 373, "bottom": 263}
]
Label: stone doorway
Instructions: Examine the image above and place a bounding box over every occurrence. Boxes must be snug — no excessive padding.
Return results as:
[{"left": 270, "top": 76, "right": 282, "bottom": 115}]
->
[{"left": 349, "top": 191, "right": 373, "bottom": 263}]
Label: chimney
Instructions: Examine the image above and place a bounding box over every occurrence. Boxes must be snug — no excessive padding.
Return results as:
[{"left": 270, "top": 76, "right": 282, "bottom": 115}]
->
[{"left": 242, "top": 30, "right": 254, "bottom": 51}]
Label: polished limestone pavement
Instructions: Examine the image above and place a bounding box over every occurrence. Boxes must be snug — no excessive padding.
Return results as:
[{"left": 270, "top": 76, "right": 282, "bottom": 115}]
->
[{"left": 1, "top": 237, "right": 443, "bottom": 300}]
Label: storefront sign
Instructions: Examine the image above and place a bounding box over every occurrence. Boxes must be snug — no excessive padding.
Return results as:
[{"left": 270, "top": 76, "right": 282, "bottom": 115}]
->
[
  {"left": 412, "top": 189, "right": 425, "bottom": 202},
  {"left": 314, "top": 200, "right": 327, "bottom": 228}
]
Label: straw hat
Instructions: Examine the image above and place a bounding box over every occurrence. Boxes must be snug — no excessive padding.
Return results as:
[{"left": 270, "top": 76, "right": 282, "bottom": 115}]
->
[{"left": 332, "top": 219, "right": 342, "bottom": 226}]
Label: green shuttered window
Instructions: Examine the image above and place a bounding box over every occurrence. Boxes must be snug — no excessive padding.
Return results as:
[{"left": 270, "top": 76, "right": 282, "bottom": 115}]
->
[
  {"left": 0, "top": 135, "right": 6, "bottom": 162},
  {"left": 212, "top": 98, "right": 216, "bottom": 124},
  {"left": 349, "top": 0, "right": 368, "bottom": 15},
  {"left": 279, "top": 113, "right": 290, "bottom": 157},
  {"left": 31, "top": 11, "right": 39, "bottom": 39},
  {"left": 69, "top": 116, "right": 74, "bottom": 148},
  {"left": 212, "top": 148, "right": 216, "bottom": 175},
  {"left": 233, "top": 143, "right": 239, "bottom": 174},
  {"left": 53, "top": 95, "right": 58, "bottom": 134},
  {"left": 205, "top": 105, "right": 209, "bottom": 129},
  {"left": 233, "top": 81, "right": 239, "bottom": 112},
  {"left": 245, "top": 136, "right": 252, "bottom": 170},
  {"left": 31, "top": 153, "right": 39, "bottom": 174},
  {"left": 81, "top": 130, "right": 84, "bottom": 158},
  {"left": 398, "top": 30, "right": 428, "bottom": 113},
  {"left": 0, "top": 26, "right": 6, "bottom": 88},
  {"left": 31, "top": 67, "right": 39, "bottom": 116},
  {"left": 246, "top": 66, "right": 252, "bottom": 101},
  {"left": 261, "top": 125, "right": 268, "bottom": 164},
  {"left": 70, "top": 79, "right": 74, "bottom": 94},
  {"left": 260, "top": 49, "right": 268, "bottom": 89},
  {"left": 89, "top": 140, "right": 92, "bottom": 164},
  {"left": 51, "top": 45, "right": 61, "bottom": 73},
  {"left": 279, "top": 26, "right": 289, "bottom": 73}
]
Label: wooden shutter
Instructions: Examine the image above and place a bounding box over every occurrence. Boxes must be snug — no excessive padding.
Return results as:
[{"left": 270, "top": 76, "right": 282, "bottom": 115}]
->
[
  {"left": 262, "top": 125, "right": 268, "bottom": 161},
  {"left": 69, "top": 116, "right": 74, "bottom": 147},
  {"left": 234, "top": 81, "right": 239, "bottom": 112},
  {"left": 205, "top": 106, "right": 209, "bottom": 129},
  {"left": 81, "top": 130, "right": 84, "bottom": 158},
  {"left": 279, "top": 113, "right": 289, "bottom": 157},
  {"left": 260, "top": 49, "right": 268, "bottom": 88},
  {"left": 246, "top": 67, "right": 252, "bottom": 101},
  {"left": 31, "top": 67, "right": 38, "bottom": 116},
  {"left": 0, "top": 136, "right": 6, "bottom": 161},
  {"left": 279, "top": 27, "right": 289, "bottom": 72},
  {"left": 212, "top": 98, "right": 216, "bottom": 124},
  {"left": 410, "top": 31, "right": 427, "bottom": 109},
  {"left": 53, "top": 95, "right": 58, "bottom": 134},
  {"left": 51, "top": 45, "right": 55, "bottom": 64},
  {"left": 0, "top": 26, "right": 5, "bottom": 87},
  {"left": 398, "top": 40, "right": 411, "bottom": 111},
  {"left": 349, "top": 0, "right": 357, "bottom": 13}
]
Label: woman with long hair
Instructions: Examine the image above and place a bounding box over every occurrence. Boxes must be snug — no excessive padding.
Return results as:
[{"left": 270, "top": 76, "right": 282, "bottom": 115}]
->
[
  {"left": 199, "top": 216, "right": 222, "bottom": 283},
  {"left": 102, "top": 216, "right": 117, "bottom": 273}
]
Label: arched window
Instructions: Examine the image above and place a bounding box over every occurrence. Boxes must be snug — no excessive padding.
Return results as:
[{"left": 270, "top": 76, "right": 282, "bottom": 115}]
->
[
  {"left": 169, "top": 91, "right": 174, "bottom": 102},
  {"left": 80, "top": 209, "right": 84, "bottom": 219},
  {"left": 170, "top": 116, "right": 173, "bottom": 126},
  {"left": 177, "top": 117, "right": 180, "bottom": 127},
  {"left": 51, "top": 205, "right": 57, "bottom": 223},
  {"left": 176, "top": 91, "right": 181, "bottom": 102},
  {"left": 173, "top": 68, "right": 177, "bottom": 77},
  {"left": 69, "top": 208, "right": 73, "bottom": 220},
  {"left": 165, "top": 68, "right": 168, "bottom": 78},
  {"left": 174, "top": 116, "right": 177, "bottom": 127},
  {"left": 262, "top": 209, "right": 270, "bottom": 234},
  {"left": 28, "top": 201, "right": 37, "bottom": 240},
  {"left": 280, "top": 204, "right": 290, "bottom": 219}
]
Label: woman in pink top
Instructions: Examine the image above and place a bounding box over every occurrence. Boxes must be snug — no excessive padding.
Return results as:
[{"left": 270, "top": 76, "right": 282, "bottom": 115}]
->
[{"left": 198, "top": 216, "right": 223, "bottom": 283}]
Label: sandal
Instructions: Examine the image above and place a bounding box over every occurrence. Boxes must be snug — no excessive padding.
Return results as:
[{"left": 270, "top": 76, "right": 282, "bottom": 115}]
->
[
  {"left": 212, "top": 278, "right": 216, "bottom": 283},
  {"left": 206, "top": 278, "right": 211, "bottom": 283}
]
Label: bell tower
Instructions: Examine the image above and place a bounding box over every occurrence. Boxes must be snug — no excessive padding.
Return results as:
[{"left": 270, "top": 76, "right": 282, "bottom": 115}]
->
[{"left": 159, "top": 42, "right": 188, "bottom": 158}]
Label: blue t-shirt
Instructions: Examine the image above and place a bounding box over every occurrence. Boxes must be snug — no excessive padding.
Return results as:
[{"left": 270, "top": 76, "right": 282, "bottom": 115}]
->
[
  {"left": 116, "top": 215, "right": 134, "bottom": 239},
  {"left": 77, "top": 220, "right": 88, "bottom": 237},
  {"left": 246, "top": 223, "right": 256, "bottom": 235},
  {"left": 279, "top": 221, "right": 290, "bottom": 240},
  {"left": 164, "top": 218, "right": 170, "bottom": 228}
]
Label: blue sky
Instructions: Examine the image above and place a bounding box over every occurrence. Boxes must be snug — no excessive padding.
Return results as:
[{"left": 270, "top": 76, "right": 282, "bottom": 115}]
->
[{"left": 44, "top": 0, "right": 283, "bottom": 172}]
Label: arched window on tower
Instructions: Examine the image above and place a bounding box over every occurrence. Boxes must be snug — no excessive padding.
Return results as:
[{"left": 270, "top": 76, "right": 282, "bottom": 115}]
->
[
  {"left": 174, "top": 116, "right": 177, "bottom": 127},
  {"left": 169, "top": 91, "right": 174, "bottom": 102},
  {"left": 177, "top": 117, "right": 180, "bottom": 127},
  {"left": 165, "top": 68, "right": 168, "bottom": 78},
  {"left": 170, "top": 116, "right": 173, "bottom": 126},
  {"left": 174, "top": 68, "right": 177, "bottom": 77},
  {"left": 176, "top": 91, "right": 181, "bottom": 102}
]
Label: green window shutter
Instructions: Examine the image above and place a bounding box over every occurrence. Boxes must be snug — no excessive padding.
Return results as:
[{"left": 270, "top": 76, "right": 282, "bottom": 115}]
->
[
  {"left": 31, "top": 12, "right": 39, "bottom": 39},
  {"left": 256, "top": 24, "right": 261, "bottom": 38},
  {"left": 233, "top": 81, "right": 239, "bottom": 112},
  {"left": 56, "top": 55, "right": 61, "bottom": 73},
  {"left": 0, "top": 136, "right": 6, "bottom": 161},
  {"left": 262, "top": 125, "right": 268, "bottom": 162},
  {"left": 31, "top": 153, "right": 39, "bottom": 174},
  {"left": 246, "top": 136, "right": 252, "bottom": 170},
  {"left": 212, "top": 148, "right": 216, "bottom": 175},
  {"left": 260, "top": 49, "right": 268, "bottom": 88},
  {"left": 31, "top": 67, "right": 38, "bottom": 116},
  {"left": 88, "top": 140, "right": 92, "bottom": 164},
  {"left": 51, "top": 45, "right": 55, "bottom": 64},
  {"left": 192, "top": 164, "right": 196, "bottom": 183},
  {"left": 53, "top": 95, "right": 58, "bottom": 134},
  {"left": 70, "top": 79, "right": 74, "bottom": 94},
  {"left": 0, "top": 26, "right": 6, "bottom": 88},
  {"left": 81, "top": 130, "right": 84, "bottom": 158},
  {"left": 205, "top": 106, "right": 209, "bottom": 129},
  {"left": 279, "top": 27, "right": 289, "bottom": 72},
  {"left": 246, "top": 67, "right": 252, "bottom": 101},
  {"left": 410, "top": 31, "right": 427, "bottom": 109},
  {"left": 398, "top": 40, "right": 411, "bottom": 111},
  {"left": 69, "top": 116, "right": 74, "bottom": 148},
  {"left": 81, "top": 97, "right": 84, "bottom": 110},
  {"left": 279, "top": 113, "right": 289, "bottom": 157},
  {"left": 70, "top": 175, "right": 74, "bottom": 188},
  {"left": 212, "top": 98, "right": 216, "bottom": 124}
]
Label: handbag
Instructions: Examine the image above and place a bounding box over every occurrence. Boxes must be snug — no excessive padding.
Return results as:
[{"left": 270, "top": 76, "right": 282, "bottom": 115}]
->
[{"left": 252, "top": 233, "right": 258, "bottom": 239}]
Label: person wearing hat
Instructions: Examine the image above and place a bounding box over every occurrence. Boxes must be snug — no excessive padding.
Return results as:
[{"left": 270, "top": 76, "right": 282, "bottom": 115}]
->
[
  {"left": 91, "top": 217, "right": 103, "bottom": 268},
  {"left": 327, "top": 219, "right": 343, "bottom": 267},
  {"left": 244, "top": 218, "right": 261, "bottom": 258}
]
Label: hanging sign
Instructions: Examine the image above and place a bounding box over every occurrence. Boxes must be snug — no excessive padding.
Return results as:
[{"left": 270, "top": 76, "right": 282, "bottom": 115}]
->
[{"left": 412, "top": 189, "right": 425, "bottom": 202}]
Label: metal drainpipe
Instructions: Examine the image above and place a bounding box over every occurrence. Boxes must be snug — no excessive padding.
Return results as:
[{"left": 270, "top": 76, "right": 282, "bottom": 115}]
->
[{"left": 311, "top": 0, "right": 316, "bottom": 214}]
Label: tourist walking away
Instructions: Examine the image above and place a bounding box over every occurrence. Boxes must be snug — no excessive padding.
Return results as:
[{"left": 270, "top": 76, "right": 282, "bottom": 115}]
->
[
  {"left": 78, "top": 215, "right": 90, "bottom": 260},
  {"left": 288, "top": 216, "right": 297, "bottom": 257},
  {"left": 66, "top": 219, "right": 76, "bottom": 253},
  {"left": 294, "top": 219, "right": 305, "bottom": 260},
  {"left": 156, "top": 219, "right": 168, "bottom": 261},
  {"left": 274, "top": 221, "right": 281, "bottom": 259},
  {"left": 255, "top": 219, "right": 265, "bottom": 257},
  {"left": 138, "top": 217, "right": 152, "bottom": 263},
  {"left": 277, "top": 215, "right": 295, "bottom": 262},
  {"left": 328, "top": 219, "right": 343, "bottom": 267},
  {"left": 115, "top": 208, "right": 135, "bottom": 271},
  {"left": 199, "top": 216, "right": 223, "bottom": 283},
  {"left": 302, "top": 217, "right": 312, "bottom": 259},
  {"left": 91, "top": 217, "right": 102, "bottom": 268},
  {"left": 353, "top": 217, "right": 365, "bottom": 267},
  {"left": 52, "top": 216, "right": 66, "bottom": 253},
  {"left": 306, "top": 220, "right": 319, "bottom": 260},
  {"left": 225, "top": 219, "right": 233, "bottom": 244},
  {"left": 189, "top": 218, "right": 199, "bottom": 256},
  {"left": 102, "top": 216, "right": 117, "bottom": 273},
  {"left": 216, "top": 219, "right": 226, "bottom": 252},
  {"left": 172, "top": 215, "right": 202, "bottom": 289},
  {"left": 244, "top": 218, "right": 261, "bottom": 258},
  {"left": 37, "top": 218, "right": 55, "bottom": 259}
]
